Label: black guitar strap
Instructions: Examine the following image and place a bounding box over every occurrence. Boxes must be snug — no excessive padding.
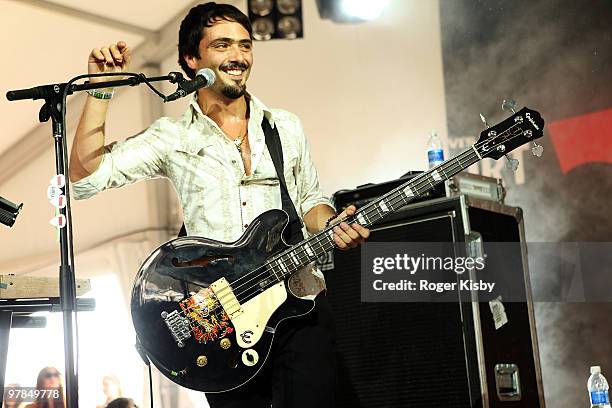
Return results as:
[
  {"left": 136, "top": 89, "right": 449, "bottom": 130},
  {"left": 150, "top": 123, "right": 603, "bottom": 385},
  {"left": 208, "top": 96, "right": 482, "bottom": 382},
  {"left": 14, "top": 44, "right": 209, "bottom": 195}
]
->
[
  {"left": 178, "top": 117, "right": 304, "bottom": 245},
  {"left": 261, "top": 117, "right": 305, "bottom": 245}
]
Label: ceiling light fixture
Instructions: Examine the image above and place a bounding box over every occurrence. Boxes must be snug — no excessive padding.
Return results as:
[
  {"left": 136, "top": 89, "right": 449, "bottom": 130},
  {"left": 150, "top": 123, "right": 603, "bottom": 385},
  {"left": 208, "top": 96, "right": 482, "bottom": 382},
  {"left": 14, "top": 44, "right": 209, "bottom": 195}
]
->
[
  {"left": 340, "top": 0, "right": 389, "bottom": 20},
  {"left": 317, "top": 0, "right": 389, "bottom": 23},
  {"left": 250, "top": 0, "right": 274, "bottom": 16},
  {"left": 248, "top": 0, "right": 303, "bottom": 40}
]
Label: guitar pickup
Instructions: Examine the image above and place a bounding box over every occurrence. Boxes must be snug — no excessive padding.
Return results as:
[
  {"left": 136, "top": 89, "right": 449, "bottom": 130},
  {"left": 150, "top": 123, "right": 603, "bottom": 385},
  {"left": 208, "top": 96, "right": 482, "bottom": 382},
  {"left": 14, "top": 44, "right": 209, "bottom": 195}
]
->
[{"left": 210, "top": 277, "right": 243, "bottom": 319}]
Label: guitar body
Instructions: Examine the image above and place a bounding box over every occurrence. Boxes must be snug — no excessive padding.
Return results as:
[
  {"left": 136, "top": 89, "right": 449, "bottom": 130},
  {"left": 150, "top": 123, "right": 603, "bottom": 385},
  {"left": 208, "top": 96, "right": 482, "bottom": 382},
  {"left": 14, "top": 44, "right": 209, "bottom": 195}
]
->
[{"left": 131, "top": 209, "right": 314, "bottom": 393}]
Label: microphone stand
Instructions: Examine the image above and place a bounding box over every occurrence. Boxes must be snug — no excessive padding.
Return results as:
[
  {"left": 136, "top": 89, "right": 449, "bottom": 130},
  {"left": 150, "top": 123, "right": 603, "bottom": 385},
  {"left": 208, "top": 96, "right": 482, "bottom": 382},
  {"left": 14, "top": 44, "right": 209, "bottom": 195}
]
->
[{"left": 5, "top": 72, "right": 183, "bottom": 408}]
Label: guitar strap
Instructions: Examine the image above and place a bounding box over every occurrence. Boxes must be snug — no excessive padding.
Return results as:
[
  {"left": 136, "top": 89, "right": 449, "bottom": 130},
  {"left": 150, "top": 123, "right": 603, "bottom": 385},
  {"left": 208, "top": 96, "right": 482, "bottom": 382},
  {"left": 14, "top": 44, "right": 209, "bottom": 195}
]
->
[
  {"left": 178, "top": 117, "right": 305, "bottom": 245},
  {"left": 261, "top": 117, "right": 305, "bottom": 245}
]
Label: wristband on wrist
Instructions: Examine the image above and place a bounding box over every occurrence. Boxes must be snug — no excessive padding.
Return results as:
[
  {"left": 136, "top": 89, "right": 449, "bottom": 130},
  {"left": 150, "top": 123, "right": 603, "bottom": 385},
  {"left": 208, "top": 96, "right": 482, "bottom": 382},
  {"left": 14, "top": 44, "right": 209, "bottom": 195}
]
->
[{"left": 86, "top": 88, "right": 114, "bottom": 100}]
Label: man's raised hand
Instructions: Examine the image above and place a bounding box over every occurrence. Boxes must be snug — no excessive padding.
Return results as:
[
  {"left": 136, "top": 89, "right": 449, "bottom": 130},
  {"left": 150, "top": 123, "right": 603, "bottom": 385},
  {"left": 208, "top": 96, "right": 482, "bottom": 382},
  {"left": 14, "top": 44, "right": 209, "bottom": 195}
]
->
[{"left": 88, "top": 41, "right": 131, "bottom": 84}]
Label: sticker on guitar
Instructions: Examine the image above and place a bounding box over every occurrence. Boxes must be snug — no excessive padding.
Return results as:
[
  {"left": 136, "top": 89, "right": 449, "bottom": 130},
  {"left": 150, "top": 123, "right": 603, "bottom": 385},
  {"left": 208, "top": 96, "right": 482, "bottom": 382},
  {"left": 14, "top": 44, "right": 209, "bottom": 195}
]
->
[{"left": 177, "top": 288, "right": 234, "bottom": 344}]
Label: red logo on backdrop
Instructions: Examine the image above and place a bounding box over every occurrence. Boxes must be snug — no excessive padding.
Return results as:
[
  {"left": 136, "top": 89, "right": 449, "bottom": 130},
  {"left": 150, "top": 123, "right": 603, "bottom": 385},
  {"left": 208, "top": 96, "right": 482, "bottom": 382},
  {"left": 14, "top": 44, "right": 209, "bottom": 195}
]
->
[{"left": 548, "top": 108, "right": 612, "bottom": 174}]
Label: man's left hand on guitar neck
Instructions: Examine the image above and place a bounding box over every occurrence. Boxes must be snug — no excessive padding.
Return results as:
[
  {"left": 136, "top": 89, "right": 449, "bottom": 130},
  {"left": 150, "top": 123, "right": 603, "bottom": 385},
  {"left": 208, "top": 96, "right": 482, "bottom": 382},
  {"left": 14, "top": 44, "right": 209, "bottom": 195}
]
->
[
  {"left": 329, "top": 205, "right": 370, "bottom": 250},
  {"left": 304, "top": 204, "right": 370, "bottom": 250}
]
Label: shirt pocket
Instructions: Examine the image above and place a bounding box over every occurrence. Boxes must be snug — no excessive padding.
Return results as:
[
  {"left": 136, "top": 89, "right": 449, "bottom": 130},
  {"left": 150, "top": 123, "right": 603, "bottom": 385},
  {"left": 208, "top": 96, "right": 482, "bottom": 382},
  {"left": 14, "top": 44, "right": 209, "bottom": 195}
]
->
[{"left": 169, "top": 142, "right": 226, "bottom": 194}]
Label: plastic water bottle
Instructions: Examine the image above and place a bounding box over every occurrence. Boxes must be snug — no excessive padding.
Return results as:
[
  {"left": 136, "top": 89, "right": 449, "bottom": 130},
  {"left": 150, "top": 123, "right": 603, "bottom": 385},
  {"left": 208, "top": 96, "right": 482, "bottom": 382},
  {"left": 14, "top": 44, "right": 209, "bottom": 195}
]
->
[
  {"left": 588, "top": 366, "right": 611, "bottom": 408},
  {"left": 427, "top": 130, "right": 444, "bottom": 168}
]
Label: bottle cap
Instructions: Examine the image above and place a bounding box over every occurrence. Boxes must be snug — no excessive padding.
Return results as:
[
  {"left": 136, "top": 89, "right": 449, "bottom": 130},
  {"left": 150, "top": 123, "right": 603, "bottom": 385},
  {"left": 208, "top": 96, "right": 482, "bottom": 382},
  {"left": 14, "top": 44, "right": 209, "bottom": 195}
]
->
[{"left": 591, "top": 366, "right": 601, "bottom": 374}]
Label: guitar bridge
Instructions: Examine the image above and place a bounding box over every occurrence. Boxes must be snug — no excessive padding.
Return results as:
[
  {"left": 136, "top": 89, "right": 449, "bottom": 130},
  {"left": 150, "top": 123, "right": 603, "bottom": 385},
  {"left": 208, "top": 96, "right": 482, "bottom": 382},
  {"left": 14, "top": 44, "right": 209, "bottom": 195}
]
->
[{"left": 161, "top": 309, "right": 191, "bottom": 348}]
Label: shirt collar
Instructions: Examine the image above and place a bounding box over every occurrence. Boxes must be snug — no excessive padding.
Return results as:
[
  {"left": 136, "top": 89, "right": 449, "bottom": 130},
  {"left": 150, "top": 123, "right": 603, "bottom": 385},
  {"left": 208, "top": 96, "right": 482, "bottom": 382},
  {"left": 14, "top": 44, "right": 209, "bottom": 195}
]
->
[{"left": 188, "top": 92, "right": 275, "bottom": 128}]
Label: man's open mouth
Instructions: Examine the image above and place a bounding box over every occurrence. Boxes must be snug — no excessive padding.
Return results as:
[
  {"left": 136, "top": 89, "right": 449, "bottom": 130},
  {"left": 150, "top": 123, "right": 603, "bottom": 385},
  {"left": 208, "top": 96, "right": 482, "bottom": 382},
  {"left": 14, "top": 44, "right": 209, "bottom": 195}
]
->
[{"left": 221, "top": 67, "right": 246, "bottom": 80}]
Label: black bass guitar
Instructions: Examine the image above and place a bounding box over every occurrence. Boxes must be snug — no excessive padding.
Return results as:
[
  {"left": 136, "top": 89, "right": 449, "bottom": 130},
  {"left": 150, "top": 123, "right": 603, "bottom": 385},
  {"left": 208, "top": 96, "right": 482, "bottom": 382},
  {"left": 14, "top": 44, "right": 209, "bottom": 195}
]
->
[{"left": 131, "top": 107, "right": 544, "bottom": 392}]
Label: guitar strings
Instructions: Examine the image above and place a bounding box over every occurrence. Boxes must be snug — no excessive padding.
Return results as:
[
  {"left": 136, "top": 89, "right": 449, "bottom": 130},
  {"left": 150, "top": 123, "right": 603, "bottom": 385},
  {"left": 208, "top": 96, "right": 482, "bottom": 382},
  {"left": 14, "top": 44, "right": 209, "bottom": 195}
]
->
[
  {"left": 176, "top": 123, "right": 528, "bottom": 320},
  {"left": 253, "top": 120, "right": 527, "bottom": 293},
  {"left": 236, "top": 162, "right": 477, "bottom": 300},
  {"left": 180, "top": 136, "right": 492, "bottom": 316},
  {"left": 225, "top": 144, "right": 481, "bottom": 294},
  {"left": 177, "top": 147, "right": 479, "bottom": 317}
]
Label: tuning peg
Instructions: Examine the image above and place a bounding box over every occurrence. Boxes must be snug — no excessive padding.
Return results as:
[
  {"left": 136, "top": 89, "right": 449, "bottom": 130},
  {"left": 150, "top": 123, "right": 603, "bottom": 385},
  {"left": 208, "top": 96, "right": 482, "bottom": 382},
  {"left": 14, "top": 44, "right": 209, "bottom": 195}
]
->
[
  {"left": 531, "top": 141, "right": 544, "bottom": 157},
  {"left": 479, "top": 113, "right": 490, "bottom": 129},
  {"left": 502, "top": 99, "right": 517, "bottom": 114},
  {"left": 505, "top": 155, "right": 519, "bottom": 172}
]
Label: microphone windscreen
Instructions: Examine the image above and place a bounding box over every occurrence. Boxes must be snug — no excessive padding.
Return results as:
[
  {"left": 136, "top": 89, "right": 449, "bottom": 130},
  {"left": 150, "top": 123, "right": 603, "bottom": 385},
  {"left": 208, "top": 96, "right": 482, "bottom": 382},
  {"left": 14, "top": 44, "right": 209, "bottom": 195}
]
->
[{"left": 196, "top": 68, "right": 216, "bottom": 88}]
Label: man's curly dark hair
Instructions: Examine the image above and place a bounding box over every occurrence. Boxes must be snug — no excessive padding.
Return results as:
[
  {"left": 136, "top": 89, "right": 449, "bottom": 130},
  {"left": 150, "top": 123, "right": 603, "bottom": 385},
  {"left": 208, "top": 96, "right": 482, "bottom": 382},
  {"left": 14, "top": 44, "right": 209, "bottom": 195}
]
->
[{"left": 178, "top": 2, "right": 253, "bottom": 79}]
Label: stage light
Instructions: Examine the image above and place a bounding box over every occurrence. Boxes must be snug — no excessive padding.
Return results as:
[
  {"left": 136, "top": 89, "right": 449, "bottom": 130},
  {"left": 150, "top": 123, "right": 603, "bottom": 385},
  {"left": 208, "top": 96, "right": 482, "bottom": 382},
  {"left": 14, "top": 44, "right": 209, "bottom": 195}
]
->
[
  {"left": 252, "top": 17, "right": 275, "bottom": 40},
  {"left": 277, "top": 0, "right": 300, "bottom": 15},
  {"left": 340, "top": 0, "right": 389, "bottom": 21},
  {"left": 0, "top": 195, "right": 23, "bottom": 227},
  {"left": 316, "top": 0, "right": 389, "bottom": 23},
  {"left": 277, "top": 16, "right": 302, "bottom": 39},
  {"left": 250, "top": 0, "right": 273, "bottom": 16},
  {"left": 248, "top": 0, "right": 303, "bottom": 40}
]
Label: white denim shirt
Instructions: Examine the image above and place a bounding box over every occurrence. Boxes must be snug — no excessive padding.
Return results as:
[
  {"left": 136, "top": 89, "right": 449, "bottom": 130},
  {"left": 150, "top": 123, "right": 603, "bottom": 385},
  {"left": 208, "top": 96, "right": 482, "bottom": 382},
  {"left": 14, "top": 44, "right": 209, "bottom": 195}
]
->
[{"left": 72, "top": 94, "right": 332, "bottom": 298}]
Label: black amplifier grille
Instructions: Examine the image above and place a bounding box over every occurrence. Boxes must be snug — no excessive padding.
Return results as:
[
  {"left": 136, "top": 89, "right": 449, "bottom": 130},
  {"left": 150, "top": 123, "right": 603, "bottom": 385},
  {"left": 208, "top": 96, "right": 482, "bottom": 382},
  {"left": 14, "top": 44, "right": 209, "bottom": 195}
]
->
[{"left": 326, "top": 215, "right": 478, "bottom": 408}]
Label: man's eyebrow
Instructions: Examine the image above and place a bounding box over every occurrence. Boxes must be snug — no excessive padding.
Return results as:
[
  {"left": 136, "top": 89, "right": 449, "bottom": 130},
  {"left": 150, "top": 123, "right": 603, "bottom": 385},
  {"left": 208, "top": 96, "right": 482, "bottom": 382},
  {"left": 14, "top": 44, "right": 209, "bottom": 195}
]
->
[{"left": 209, "top": 38, "right": 253, "bottom": 45}]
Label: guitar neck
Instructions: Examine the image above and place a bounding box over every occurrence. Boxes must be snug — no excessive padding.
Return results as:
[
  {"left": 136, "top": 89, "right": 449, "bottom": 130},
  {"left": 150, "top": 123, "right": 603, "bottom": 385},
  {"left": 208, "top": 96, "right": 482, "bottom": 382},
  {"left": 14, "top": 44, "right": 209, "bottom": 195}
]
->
[{"left": 264, "top": 145, "right": 482, "bottom": 282}]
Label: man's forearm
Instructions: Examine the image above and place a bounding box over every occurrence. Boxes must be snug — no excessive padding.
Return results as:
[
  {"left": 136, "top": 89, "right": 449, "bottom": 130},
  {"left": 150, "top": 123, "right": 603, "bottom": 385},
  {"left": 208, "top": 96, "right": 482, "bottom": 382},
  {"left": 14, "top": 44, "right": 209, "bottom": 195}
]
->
[
  {"left": 70, "top": 41, "right": 131, "bottom": 182},
  {"left": 303, "top": 203, "right": 337, "bottom": 234},
  {"left": 69, "top": 96, "right": 110, "bottom": 182}
]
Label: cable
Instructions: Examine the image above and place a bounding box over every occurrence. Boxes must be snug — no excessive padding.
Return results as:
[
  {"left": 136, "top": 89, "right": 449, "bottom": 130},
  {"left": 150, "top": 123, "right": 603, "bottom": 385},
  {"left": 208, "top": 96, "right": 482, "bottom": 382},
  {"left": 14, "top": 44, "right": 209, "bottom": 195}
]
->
[
  {"left": 137, "top": 72, "right": 184, "bottom": 100},
  {"left": 148, "top": 363, "right": 154, "bottom": 408}
]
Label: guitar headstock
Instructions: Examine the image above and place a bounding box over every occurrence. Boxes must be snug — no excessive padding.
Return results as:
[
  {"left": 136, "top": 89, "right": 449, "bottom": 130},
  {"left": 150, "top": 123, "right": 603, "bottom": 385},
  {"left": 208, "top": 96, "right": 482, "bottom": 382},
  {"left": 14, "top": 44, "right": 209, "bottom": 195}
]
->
[{"left": 475, "top": 107, "right": 545, "bottom": 160}]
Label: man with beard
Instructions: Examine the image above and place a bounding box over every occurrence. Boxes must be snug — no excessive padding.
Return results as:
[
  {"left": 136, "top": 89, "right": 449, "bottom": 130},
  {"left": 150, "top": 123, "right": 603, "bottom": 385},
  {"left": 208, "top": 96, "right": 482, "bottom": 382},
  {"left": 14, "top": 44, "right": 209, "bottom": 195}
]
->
[{"left": 69, "top": 3, "right": 369, "bottom": 407}]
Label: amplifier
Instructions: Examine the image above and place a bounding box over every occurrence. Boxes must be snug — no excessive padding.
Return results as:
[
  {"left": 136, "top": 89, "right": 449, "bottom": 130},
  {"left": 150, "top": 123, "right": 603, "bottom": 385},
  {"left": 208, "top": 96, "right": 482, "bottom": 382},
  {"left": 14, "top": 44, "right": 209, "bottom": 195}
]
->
[{"left": 320, "top": 195, "right": 545, "bottom": 408}]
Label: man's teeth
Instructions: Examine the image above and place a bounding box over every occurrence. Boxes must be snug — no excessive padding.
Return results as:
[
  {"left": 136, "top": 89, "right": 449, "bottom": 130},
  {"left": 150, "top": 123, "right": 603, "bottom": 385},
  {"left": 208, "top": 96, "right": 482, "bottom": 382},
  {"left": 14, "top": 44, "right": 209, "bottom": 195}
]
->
[{"left": 226, "top": 69, "right": 243, "bottom": 76}]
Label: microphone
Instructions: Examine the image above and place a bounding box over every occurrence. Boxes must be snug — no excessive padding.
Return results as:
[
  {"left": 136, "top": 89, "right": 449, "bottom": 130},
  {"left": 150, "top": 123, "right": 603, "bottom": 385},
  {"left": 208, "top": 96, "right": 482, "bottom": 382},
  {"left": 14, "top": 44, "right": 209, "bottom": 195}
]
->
[{"left": 165, "top": 68, "right": 216, "bottom": 102}]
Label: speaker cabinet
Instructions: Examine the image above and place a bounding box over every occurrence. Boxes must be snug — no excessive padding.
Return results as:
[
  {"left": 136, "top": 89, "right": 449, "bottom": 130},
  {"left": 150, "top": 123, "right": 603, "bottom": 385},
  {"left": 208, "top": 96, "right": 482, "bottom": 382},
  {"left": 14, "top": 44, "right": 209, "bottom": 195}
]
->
[{"left": 320, "top": 195, "right": 544, "bottom": 407}]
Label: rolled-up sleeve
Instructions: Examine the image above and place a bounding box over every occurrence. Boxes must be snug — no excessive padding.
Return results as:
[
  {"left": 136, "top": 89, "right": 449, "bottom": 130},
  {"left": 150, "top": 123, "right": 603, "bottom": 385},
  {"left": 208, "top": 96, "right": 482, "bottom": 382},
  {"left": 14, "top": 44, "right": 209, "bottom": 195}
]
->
[
  {"left": 72, "top": 118, "right": 171, "bottom": 200},
  {"left": 293, "top": 118, "right": 334, "bottom": 215}
]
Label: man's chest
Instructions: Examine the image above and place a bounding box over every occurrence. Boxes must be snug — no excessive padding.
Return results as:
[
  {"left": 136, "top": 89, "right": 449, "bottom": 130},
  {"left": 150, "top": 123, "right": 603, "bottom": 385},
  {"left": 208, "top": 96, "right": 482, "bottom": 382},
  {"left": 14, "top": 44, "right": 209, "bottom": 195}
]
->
[{"left": 169, "top": 139, "right": 296, "bottom": 190}]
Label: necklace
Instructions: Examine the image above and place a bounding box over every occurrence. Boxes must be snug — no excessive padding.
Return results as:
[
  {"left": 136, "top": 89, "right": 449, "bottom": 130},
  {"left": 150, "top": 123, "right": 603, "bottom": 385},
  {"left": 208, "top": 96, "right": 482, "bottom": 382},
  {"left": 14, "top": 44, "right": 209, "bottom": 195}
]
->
[{"left": 233, "top": 132, "right": 247, "bottom": 152}]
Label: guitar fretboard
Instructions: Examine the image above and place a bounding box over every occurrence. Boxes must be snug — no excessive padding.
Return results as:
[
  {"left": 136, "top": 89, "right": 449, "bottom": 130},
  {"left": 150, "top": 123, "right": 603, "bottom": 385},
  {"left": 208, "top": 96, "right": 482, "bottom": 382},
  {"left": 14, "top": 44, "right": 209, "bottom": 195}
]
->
[{"left": 263, "top": 145, "right": 482, "bottom": 284}]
